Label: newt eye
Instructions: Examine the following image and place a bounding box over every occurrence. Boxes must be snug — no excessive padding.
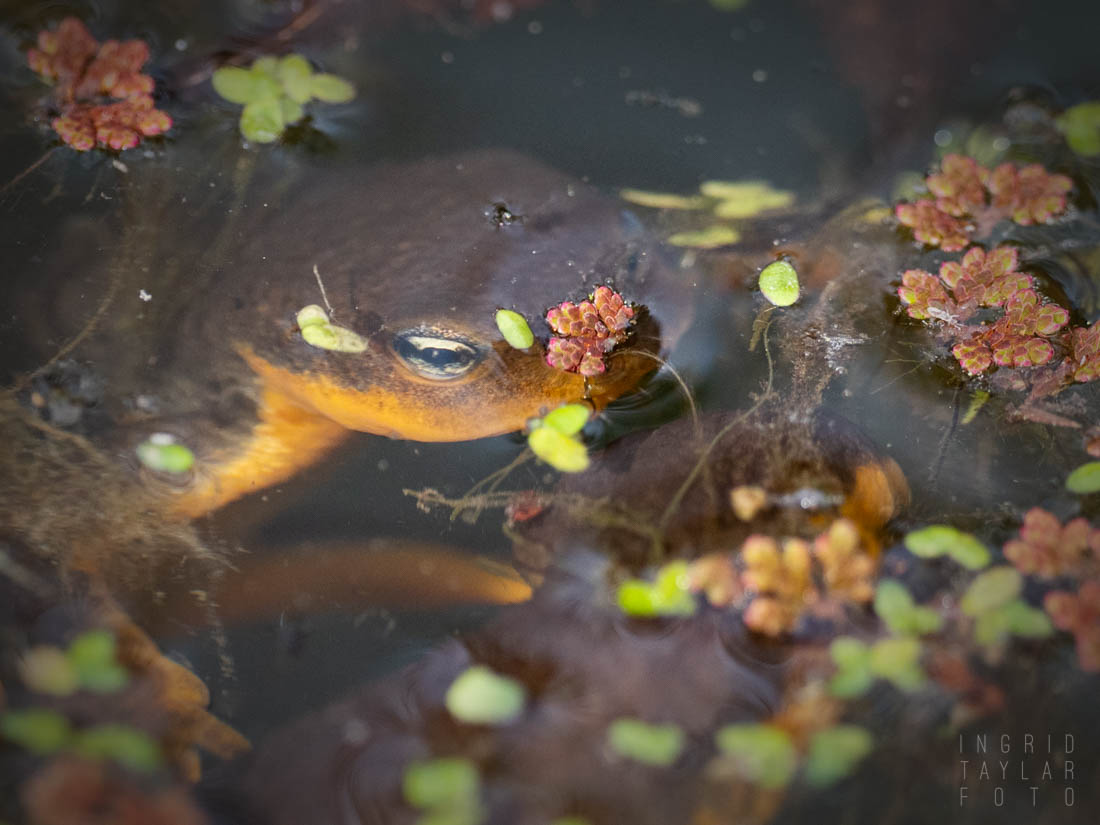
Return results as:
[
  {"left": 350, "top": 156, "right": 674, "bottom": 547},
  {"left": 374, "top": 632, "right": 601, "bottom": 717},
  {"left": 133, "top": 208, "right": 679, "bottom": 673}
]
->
[{"left": 392, "top": 330, "right": 482, "bottom": 380}]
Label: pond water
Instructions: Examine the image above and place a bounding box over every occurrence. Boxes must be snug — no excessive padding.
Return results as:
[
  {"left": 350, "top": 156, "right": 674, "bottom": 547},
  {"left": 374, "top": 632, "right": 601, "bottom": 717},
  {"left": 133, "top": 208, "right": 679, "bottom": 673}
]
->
[{"left": 1, "top": 1, "right": 1099, "bottom": 824}]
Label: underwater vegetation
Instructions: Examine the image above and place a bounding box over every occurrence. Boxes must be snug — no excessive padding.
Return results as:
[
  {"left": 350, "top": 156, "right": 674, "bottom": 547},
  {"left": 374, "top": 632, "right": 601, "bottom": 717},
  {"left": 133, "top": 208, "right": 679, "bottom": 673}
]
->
[{"left": 26, "top": 17, "right": 171, "bottom": 151}]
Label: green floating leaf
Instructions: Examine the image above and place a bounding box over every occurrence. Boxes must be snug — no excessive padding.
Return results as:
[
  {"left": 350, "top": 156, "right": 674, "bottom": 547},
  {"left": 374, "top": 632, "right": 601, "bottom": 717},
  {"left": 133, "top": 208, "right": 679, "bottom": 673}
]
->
[
  {"left": 903, "top": 525, "right": 991, "bottom": 570},
  {"left": 616, "top": 561, "right": 696, "bottom": 618},
  {"left": 974, "top": 599, "right": 1053, "bottom": 647},
  {"left": 960, "top": 567, "right": 1022, "bottom": 616},
  {"left": 494, "top": 309, "right": 535, "bottom": 349},
  {"left": 445, "top": 666, "right": 526, "bottom": 726},
  {"left": 868, "top": 636, "right": 925, "bottom": 691},
  {"left": 68, "top": 630, "right": 128, "bottom": 693},
  {"left": 805, "top": 726, "right": 873, "bottom": 787},
  {"left": 1056, "top": 102, "right": 1100, "bottom": 157},
  {"left": 0, "top": 709, "right": 72, "bottom": 755},
  {"left": 71, "top": 724, "right": 162, "bottom": 772},
  {"left": 701, "top": 180, "right": 795, "bottom": 217},
  {"left": 296, "top": 305, "right": 368, "bottom": 353},
  {"left": 606, "top": 718, "right": 685, "bottom": 767},
  {"left": 310, "top": 73, "right": 356, "bottom": 103},
  {"left": 550, "top": 818, "right": 593, "bottom": 825},
  {"left": 758, "top": 260, "right": 799, "bottom": 307},
  {"left": 528, "top": 424, "right": 589, "bottom": 473},
  {"left": 714, "top": 724, "right": 797, "bottom": 789},
  {"left": 136, "top": 434, "right": 195, "bottom": 474},
  {"left": 619, "top": 189, "right": 707, "bottom": 210},
  {"left": 280, "top": 97, "right": 304, "bottom": 126},
  {"left": 542, "top": 403, "right": 590, "bottom": 436},
  {"left": 666, "top": 225, "right": 741, "bottom": 249},
  {"left": 874, "top": 580, "right": 943, "bottom": 636},
  {"left": 403, "top": 758, "right": 480, "bottom": 810},
  {"left": 212, "top": 66, "right": 260, "bottom": 104},
  {"left": 828, "top": 637, "right": 874, "bottom": 698},
  {"left": 253, "top": 56, "right": 279, "bottom": 76},
  {"left": 20, "top": 647, "right": 78, "bottom": 696},
  {"left": 1066, "top": 461, "right": 1100, "bottom": 494},
  {"left": 240, "top": 98, "right": 285, "bottom": 143},
  {"left": 277, "top": 54, "right": 314, "bottom": 104}
]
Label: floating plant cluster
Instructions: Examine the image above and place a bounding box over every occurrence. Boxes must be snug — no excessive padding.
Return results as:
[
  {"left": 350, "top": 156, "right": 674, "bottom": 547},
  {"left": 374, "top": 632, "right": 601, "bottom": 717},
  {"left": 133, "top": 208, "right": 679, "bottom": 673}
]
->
[
  {"left": 895, "top": 154, "right": 1073, "bottom": 251},
  {"left": 26, "top": 17, "right": 172, "bottom": 151},
  {"left": 212, "top": 54, "right": 355, "bottom": 144},
  {"left": 545, "top": 286, "right": 635, "bottom": 377}
]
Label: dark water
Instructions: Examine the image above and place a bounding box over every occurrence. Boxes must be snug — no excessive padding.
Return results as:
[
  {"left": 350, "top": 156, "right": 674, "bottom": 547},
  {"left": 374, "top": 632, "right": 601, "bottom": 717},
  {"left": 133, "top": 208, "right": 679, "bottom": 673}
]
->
[{"left": 2, "top": 1, "right": 1100, "bottom": 824}]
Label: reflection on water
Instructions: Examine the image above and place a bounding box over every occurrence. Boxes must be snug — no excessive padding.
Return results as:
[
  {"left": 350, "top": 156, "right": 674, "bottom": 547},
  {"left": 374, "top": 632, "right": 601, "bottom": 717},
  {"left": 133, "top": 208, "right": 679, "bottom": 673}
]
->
[{"left": 2, "top": 1, "right": 1100, "bottom": 824}]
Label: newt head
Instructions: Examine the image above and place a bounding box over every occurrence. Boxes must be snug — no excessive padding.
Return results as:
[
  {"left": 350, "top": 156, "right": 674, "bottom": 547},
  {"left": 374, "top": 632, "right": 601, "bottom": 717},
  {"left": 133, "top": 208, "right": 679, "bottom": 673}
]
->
[{"left": 221, "top": 149, "right": 680, "bottom": 444}]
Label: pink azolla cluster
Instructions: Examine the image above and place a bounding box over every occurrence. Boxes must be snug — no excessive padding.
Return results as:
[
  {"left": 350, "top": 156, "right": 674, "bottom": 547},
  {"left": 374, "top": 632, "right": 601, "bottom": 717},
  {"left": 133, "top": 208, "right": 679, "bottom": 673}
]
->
[
  {"left": 1044, "top": 581, "right": 1100, "bottom": 672},
  {"left": 896, "top": 154, "right": 1073, "bottom": 251},
  {"left": 898, "top": 245, "right": 1070, "bottom": 375},
  {"left": 545, "top": 286, "right": 634, "bottom": 378},
  {"left": 740, "top": 519, "right": 873, "bottom": 637},
  {"left": 1004, "top": 508, "right": 1100, "bottom": 579},
  {"left": 27, "top": 17, "right": 171, "bottom": 151}
]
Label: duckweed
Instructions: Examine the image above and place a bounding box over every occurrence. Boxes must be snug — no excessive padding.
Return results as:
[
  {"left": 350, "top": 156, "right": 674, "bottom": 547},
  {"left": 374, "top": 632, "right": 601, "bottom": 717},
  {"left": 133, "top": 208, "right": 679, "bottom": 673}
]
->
[
  {"left": 616, "top": 560, "right": 697, "bottom": 618},
  {"left": 1066, "top": 461, "right": 1100, "bottom": 493},
  {"left": 445, "top": 665, "right": 526, "bottom": 725},
  {"left": 136, "top": 433, "right": 194, "bottom": 474},
  {"left": 714, "top": 723, "right": 797, "bottom": 789},
  {"left": 666, "top": 225, "right": 741, "bottom": 248},
  {"left": 297, "top": 304, "right": 368, "bottom": 353},
  {"left": 828, "top": 636, "right": 925, "bottom": 697},
  {"left": 961, "top": 567, "right": 1052, "bottom": 646},
  {"left": 701, "top": 180, "right": 795, "bottom": 218},
  {"left": 494, "top": 309, "right": 534, "bottom": 349},
  {"left": 606, "top": 718, "right": 685, "bottom": 767},
  {"left": 873, "top": 580, "right": 943, "bottom": 636},
  {"left": 71, "top": 724, "right": 162, "bottom": 772},
  {"left": 619, "top": 189, "right": 707, "bottom": 210},
  {"left": 402, "top": 757, "right": 481, "bottom": 818},
  {"left": 758, "top": 260, "right": 800, "bottom": 307},
  {"left": 1056, "top": 102, "right": 1100, "bottom": 157},
  {"left": 805, "top": 726, "right": 873, "bottom": 787},
  {"left": 903, "top": 525, "right": 991, "bottom": 569},
  {"left": 0, "top": 708, "right": 72, "bottom": 755},
  {"left": 21, "top": 630, "right": 128, "bottom": 696},
  {"left": 212, "top": 54, "right": 355, "bottom": 143},
  {"left": 528, "top": 404, "right": 591, "bottom": 473}
]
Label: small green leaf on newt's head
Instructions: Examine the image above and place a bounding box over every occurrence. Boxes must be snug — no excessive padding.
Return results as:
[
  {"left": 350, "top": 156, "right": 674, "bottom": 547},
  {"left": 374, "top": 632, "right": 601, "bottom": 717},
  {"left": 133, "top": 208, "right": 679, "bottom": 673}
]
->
[
  {"left": 495, "top": 309, "right": 535, "bottom": 349},
  {"left": 1066, "top": 461, "right": 1100, "bottom": 493},
  {"left": 758, "top": 260, "right": 799, "bottom": 307},
  {"left": 445, "top": 665, "right": 526, "bottom": 725},
  {"left": 296, "top": 305, "right": 368, "bottom": 353},
  {"left": 136, "top": 433, "right": 195, "bottom": 474},
  {"left": 714, "top": 724, "right": 797, "bottom": 789},
  {"left": 666, "top": 225, "right": 741, "bottom": 248},
  {"left": 805, "top": 726, "right": 873, "bottom": 787},
  {"left": 903, "top": 525, "right": 991, "bottom": 569},
  {"left": 606, "top": 718, "right": 685, "bottom": 767},
  {"left": 617, "top": 561, "right": 696, "bottom": 618},
  {"left": 310, "top": 73, "right": 356, "bottom": 103}
]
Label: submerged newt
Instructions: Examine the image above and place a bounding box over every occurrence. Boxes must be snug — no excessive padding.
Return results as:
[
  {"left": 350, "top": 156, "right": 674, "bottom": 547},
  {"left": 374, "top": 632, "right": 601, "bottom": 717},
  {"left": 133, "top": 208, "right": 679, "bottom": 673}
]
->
[{"left": 20, "top": 148, "right": 693, "bottom": 519}]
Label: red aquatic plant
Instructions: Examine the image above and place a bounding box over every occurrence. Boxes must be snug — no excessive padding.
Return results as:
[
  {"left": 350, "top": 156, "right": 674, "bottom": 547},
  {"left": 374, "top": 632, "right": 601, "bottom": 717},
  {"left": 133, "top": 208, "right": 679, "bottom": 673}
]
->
[
  {"left": 1044, "top": 580, "right": 1100, "bottom": 672},
  {"left": 898, "top": 245, "right": 1070, "bottom": 376},
  {"left": 895, "top": 154, "right": 1073, "bottom": 250},
  {"left": 26, "top": 17, "right": 171, "bottom": 151},
  {"left": 1066, "top": 322, "right": 1100, "bottom": 383},
  {"left": 545, "top": 286, "right": 635, "bottom": 377},
  {"left": 1003, "top": 508, "right": 1100, "bottom": 579}
]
